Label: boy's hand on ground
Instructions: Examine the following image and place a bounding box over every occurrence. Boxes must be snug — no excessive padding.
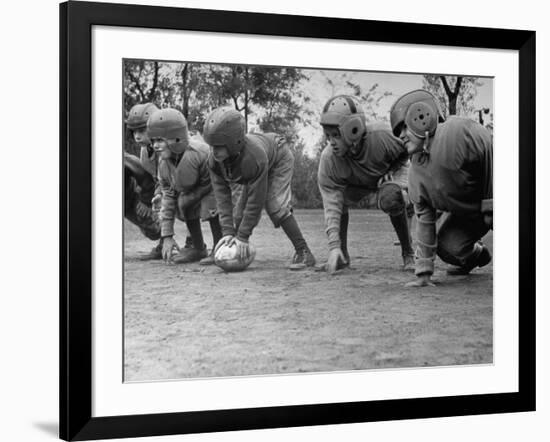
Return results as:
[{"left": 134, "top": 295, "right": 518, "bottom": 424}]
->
[
  {"left": 327, "top": 248, "right": 347, "bottom": 274},
  {"left": 162, "top": 236, "right": 179, "bottom": 263}
]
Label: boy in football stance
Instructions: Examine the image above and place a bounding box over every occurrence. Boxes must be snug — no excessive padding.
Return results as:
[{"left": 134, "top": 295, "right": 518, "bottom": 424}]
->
[
  {"left": 124, "top": 103, "right": 165, "bottom": 259},
  {"left": 203, "top": 107, "right": 315, "bottom": 270},
  {"left": 318, "top": 95, "right": 415, "bottom": 274},
  {"left": 389, "top": 90, "right": 493, "bottom": 287},
  {"left": 147, "top": 108, "right": 223, "bottom": 265}
]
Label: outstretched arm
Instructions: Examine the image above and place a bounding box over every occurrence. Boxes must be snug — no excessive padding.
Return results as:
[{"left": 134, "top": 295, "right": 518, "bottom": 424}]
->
[
  {"left": 210, "top": 170, "right": 236, "bottom": 237},
  {"left": 317, "top": 154, "right": 347, "bottom": 252},
  {"left": 235, "top": 163, "right": 268, "bottom": 242}
]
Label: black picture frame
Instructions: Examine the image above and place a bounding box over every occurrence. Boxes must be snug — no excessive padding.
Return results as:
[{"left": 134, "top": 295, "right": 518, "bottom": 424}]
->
[{"left": 60, "top": 1, "right": 536, "bottom": 440}]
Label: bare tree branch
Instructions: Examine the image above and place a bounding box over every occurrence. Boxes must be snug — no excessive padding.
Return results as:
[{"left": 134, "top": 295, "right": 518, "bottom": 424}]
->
[
  {"left": 127, "top": 69, "right": 145, "bottom": 101},
  {"left": 453, "top": 76, "right": 463, "bottom": 96},
  {"left": 232, "top": 96, "right": 240, "bottom": 110},
  {"left": 147, "top": 62, "right": 159, "bottom": 102},
  {"left": 244, "top": 67, "right": 249, "bottom": 128},
  {"left": 440, "top": 76, "right": 452, "bottom": 97},
  {"left": 181, "top": 63, "right": 190, "bottom": 118}
]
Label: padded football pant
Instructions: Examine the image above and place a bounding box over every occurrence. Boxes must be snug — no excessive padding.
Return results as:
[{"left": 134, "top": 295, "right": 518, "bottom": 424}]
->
[{"left": 436, "top": 212, "right": 490, "bottom": 267}]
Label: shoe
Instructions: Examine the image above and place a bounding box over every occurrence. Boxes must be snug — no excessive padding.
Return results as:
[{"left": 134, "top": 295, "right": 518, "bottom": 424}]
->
[
  {"left": 289, "top": 246, "right": 316, "bottom": 271},
  {"left": 172, "top": 245, "right": 208, "bottom": 264},
  {"left": 402, "top": 254, "right": 415, "bottom": 271},
  {"left": 447, "top": 244, "right": 492, "bottom": 275},
  {"left": 199, "top": 250, "right": 216, "bottom": 266}
]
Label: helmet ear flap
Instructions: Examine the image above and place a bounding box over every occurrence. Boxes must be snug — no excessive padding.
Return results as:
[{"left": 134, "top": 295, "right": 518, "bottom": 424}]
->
[
  {"left": 340, "top": 115, "right": 365, "bottom": 145},
  {"left": 404, "top": 102, "right": 438, "bottom": 138}
]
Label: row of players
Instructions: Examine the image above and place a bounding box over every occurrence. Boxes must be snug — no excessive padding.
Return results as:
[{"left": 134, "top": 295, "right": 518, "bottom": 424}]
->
[{"left": 124, "top": 90, "right": 492, "bottom": 287}]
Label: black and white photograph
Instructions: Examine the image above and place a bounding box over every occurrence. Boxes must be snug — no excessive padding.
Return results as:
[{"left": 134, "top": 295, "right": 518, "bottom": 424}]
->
[
  {"left": 123, "top": 59, "right": 494, "bottom": 382},
  {"left": 0, "top": 0, "right": 540, "bottom": 440}
]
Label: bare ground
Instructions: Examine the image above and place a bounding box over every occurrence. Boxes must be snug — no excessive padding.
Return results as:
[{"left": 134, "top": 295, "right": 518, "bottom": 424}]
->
[{"left": 124, "top": 209, "right": 492, "bottom": 381}]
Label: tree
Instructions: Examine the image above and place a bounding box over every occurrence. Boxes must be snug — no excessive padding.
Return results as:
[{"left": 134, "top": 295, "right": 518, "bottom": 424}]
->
[
  {"left": 291, "top": 141, "right": 322, "bottom": 209},
  {"left": 123, "top": 60, "right": 310, "bottom": 152},
  {"left": 123, "top": 61, "right": 161, "bottom": 155},
  {"left": 180, "top": 63, "right": 192, "bottom": 119},
  {"left": 195, "top": 65, "right": 307, "bottom": 139},
  {"left": 176, "top": 63, "right": 214, "bottom": 132},
  {"left": 253, "top": 68, "right": 309, "bottom": 140},
  {"left": 422, "top": 75, "right": 483, "bottom": 117},
  {"left": 124, "top": 60, "right": 160, "bottom": 110},
  {"left": 346, "top": 81, "right": 393, "bottom": 122}
]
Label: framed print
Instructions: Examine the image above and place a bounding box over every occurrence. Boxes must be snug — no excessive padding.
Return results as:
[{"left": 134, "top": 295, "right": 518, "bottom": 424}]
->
[{"left": 60, "top": 1, "right": 535, "bottom": 440}]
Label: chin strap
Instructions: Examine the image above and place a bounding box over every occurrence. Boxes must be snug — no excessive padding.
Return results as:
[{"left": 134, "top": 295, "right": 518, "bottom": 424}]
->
[
  {"left": 417, "top": 131, "right": 431, "bottom": 165},
  {"left": 422, "top": 131, "right": 430, "bottom": 154}
]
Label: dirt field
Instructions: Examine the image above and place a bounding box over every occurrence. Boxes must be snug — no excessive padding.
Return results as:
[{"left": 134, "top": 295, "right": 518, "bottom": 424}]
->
[{"left": 124, "top": 209, "right": 493, "bottom": 382}]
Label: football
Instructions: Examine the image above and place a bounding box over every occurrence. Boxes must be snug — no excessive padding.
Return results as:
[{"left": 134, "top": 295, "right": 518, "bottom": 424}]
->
[{"left": 214, "top": 242, "right": 256, "bottom": 272}]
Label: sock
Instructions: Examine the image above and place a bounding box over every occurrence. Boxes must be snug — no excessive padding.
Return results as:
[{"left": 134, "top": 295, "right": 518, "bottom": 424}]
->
[
  {"left": 280, "top": 215, "right": 307, "bottom": 252},
  {"left": 185, "top": 218, "right": 205, "bottom": 250},
  {"left": 390, "top": 212, "right": 414, "bottom": 257},
  {"left": 209, "top": 215, "right": 223, "bottom": 249},
  {"left": 340, "top": 211, "right": 349, "bottom": 260}
]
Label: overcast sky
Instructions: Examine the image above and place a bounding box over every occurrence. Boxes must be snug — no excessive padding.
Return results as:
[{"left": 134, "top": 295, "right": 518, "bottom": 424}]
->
[{"left": 312, "top": 69, "right": 490, "bottom": 107}]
